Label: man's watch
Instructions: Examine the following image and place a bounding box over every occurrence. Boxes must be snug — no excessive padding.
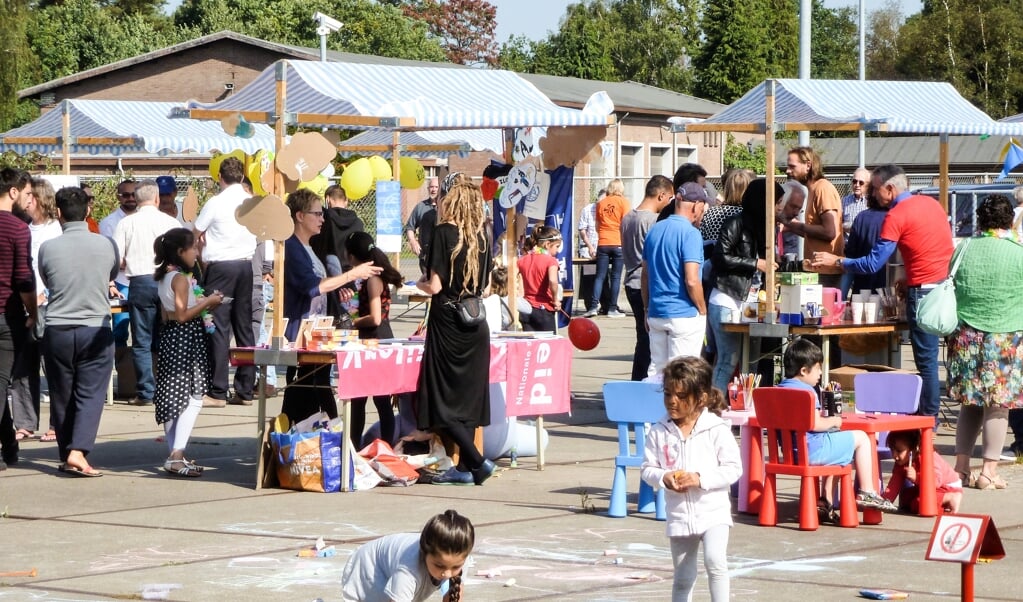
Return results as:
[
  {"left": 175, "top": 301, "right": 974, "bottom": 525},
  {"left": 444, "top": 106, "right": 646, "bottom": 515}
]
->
[{"left": 835, "top": 257, "right": 843, "bottom": 268}]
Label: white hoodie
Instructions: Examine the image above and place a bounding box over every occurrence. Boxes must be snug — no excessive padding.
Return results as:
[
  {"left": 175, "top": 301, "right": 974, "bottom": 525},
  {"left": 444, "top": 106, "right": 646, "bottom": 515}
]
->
[{"left": 641, "top": 408, "right": 742, "bottom": 538}]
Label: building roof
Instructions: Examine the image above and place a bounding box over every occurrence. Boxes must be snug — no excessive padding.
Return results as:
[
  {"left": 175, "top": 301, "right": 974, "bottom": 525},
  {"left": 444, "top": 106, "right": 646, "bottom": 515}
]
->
[{"left": 19, "top": 30, "right": 721, "bottom": 119}]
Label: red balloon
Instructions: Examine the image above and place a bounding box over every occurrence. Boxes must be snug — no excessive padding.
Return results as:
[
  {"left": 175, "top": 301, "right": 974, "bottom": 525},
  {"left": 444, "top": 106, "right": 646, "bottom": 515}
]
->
[
  {"left": 567, "top": 317, "right": 600, "bottom": 351},
  {"left": 480, "top": 177, "right": 498, "bottom": 200}
]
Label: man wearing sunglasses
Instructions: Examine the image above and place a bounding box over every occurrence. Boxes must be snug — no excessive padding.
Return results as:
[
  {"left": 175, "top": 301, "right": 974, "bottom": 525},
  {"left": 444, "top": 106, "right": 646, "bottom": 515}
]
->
[
  {"left": 841, "top": 168, "right": 872, "bottom": 243},
  {"left": 100, "top": 180, "right": 137, "bottom": 349}
]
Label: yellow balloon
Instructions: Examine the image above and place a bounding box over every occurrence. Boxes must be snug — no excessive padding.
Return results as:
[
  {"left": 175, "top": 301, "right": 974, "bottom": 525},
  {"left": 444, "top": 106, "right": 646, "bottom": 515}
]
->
[
  {"left": 297, "top": 174, "right": 329, "bottom": 198},
  {"left": 398, "top": 156, "right": 425, "bottom": 189},
  {"left": 340, "top": 158, "right": 373, "bottom": 200},
  {"left": 209, "top": 149, "right": 246, "bottom": 181},
  {"left": 368, "top": 155, "right": 393, "bottom": 182},
  {"left": 246, "top": 149, "right": 274, "bottom": 195}
]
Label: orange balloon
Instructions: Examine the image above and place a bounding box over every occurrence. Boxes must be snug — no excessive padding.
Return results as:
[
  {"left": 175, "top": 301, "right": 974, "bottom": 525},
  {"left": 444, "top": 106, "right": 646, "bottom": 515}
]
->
[{"left": 567, "top": 317, "right": 600, "bottom": 351}]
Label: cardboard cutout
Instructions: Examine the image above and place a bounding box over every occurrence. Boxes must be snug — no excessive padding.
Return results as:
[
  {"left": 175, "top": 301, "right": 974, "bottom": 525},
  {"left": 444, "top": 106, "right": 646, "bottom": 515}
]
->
[
  {"left": 235, "top": 194, "right": 294, "bottom": 242},
  {"left": 539, "top": 126, "right": 607, "bottom": 169},
  {"left": 276, "top": 131, "right": 337, "bottom": 182},
  {"left": 182, "top": 185, "right": 200, "bottom": 223}
]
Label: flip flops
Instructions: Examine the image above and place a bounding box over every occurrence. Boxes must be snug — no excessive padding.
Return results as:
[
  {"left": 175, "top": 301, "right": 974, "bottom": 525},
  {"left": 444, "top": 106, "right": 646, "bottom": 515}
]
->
[
  {"left": 58, "top": 463, "right": 103, "bottom": 478},
  {"left": 39, "top": 430, "right": 57, "bottom": 442},
  {"left": 14, "top": 429, "right": 33, "bottom": 441}
]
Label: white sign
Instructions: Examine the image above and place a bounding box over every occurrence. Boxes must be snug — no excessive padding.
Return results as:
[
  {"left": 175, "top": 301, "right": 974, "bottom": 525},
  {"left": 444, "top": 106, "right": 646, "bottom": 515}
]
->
[{"left": 926, "top": 515, "right": 984, "bottom": 562}]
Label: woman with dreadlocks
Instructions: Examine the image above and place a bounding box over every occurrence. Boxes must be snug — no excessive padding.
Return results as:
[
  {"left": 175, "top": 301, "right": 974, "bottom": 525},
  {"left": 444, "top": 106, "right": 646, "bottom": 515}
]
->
[{"left": 415, "top": 182, "right": 495, "bottom": 486}]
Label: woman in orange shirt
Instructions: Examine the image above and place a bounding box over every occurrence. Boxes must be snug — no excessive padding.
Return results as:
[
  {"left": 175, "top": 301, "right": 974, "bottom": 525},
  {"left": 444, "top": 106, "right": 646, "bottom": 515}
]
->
[{"left": 584, "top": 179, "right": 630, "bottom": 318}]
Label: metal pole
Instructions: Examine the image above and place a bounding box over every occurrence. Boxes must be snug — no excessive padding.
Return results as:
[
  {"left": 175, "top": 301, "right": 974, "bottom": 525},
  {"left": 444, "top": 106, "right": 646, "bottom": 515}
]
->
[
  {"left": 318, "top": 28, "right": 328, "bottom": 61},
  {"left": 798, "top": 0, "right": 811, "bottom": 147},
  {"left": 766, "top": 81, "right": 777, "bottom": 315},
  {"left": 858, "top": 0, "right": 866, "bottom": 167}
]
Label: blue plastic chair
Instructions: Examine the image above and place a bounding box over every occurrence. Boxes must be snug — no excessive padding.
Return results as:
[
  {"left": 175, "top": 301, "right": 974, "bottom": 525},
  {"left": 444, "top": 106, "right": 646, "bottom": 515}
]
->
[
  {"left": 603, "top": 381, "right": 666, "bottom": 520},
  {"left": 853, "top": 372, "right": 922, "bottom": 458}
]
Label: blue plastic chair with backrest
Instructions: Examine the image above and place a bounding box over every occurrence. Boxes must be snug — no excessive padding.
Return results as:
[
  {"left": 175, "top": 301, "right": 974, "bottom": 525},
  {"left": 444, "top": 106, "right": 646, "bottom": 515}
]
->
[
  {"left": 853, "top": 372, "right": 922, "bottom": 459},
  {"left": 603, "top": 381, "right": 667, "bottom": 520}
]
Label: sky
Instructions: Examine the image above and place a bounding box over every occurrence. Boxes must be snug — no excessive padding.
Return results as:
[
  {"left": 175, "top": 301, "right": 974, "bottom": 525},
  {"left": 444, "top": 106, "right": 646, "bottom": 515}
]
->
[{"left": 493, "top": 0, "right": 924, "bottom": 42}]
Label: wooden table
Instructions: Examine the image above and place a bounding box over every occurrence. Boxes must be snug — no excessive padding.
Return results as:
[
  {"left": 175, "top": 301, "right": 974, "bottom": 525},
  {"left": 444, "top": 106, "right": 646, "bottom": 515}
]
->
[
  {"left": 722, "top": 320, "right": 907, "bottom": 383},
  {"left": 739, "top": 411, "right": 937, "bottom": 523}
]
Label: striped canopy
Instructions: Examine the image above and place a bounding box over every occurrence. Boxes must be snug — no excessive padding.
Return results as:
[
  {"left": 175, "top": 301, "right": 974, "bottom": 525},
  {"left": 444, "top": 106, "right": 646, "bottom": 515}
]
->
[
  {"left": 0, "top": 99, "right": 275, "bottom": 156},
  {"left": 693, "top": 79, "right": 1023, "bottom": 136},
  {"left": 185, "top": 60, "right": 613, "bottom": 130},
  {"left": 337, "top": 129, "right": 504, "bottom": 158}
]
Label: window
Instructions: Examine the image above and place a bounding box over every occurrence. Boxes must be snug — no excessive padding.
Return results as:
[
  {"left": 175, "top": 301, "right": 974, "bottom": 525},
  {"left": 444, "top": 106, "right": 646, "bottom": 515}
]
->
[
  {"left": 650, "top": 146, "right": 672, "bottom": 179},
  {"left": 620, "top": 144, "right": 644, "bottom": 202}
]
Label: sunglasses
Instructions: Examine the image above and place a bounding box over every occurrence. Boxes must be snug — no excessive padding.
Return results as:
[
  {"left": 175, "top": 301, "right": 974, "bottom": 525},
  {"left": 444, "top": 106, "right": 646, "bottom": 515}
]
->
[{"left": 852, "top": 179, "right": 868, "bottom": 185}]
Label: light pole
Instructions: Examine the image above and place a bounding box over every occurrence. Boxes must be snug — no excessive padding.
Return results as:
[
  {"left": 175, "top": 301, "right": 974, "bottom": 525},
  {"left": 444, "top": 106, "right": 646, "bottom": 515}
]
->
[{"left": 313, "top": 12, "right": 343, "bottom": 61}]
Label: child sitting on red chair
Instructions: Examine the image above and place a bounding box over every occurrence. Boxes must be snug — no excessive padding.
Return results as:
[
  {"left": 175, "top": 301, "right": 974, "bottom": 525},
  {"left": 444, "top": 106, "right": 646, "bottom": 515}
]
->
[
  {"left": 778, "top": 338, "right": 898, "bottom": 515},
  {"left": 882, "top": 429, "right": 963, "bottom": 514}
]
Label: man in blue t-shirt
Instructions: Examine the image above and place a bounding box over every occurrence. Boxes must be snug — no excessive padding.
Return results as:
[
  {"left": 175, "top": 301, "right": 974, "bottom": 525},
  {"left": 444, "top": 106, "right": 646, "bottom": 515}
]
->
[{"left": 641, "top": 182, "right": 707, "bottom": 377}]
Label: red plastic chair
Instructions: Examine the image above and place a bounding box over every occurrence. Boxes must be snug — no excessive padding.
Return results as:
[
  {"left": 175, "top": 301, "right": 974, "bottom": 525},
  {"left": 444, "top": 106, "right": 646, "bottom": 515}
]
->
[{"left": 753, "top": 387, "right": 859, "bottom": 530}]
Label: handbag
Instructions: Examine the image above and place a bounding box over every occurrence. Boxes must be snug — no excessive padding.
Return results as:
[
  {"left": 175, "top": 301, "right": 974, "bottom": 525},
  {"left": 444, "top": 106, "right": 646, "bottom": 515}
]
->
[
  {"left": 271, "top": 430, "right": 343, "bottom": 493},
  {"left": 916, "top": 238, "right": 970, "bottom": 336},
  {"left": 449, "top": 295, "right": 486, "bottom": 327}
]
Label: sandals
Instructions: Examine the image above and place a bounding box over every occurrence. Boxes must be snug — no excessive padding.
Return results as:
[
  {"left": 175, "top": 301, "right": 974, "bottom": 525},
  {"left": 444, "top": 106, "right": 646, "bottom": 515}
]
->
[
  {"left": 163, "top": 459, "right": 203, "bottom": 478},
  {"left": 40, "top": 430, "right": 57, "bottom": 442},
  {"left": 14, "top": 429, "right": 33, "bottom": 441},
  {"left": 974, "top": 473, "right": 1008, "bottom": 490}
]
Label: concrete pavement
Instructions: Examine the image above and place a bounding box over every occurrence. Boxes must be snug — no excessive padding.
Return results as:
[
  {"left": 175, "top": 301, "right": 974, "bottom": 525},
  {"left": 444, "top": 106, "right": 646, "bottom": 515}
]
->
[{"left": 0, "top": 307, "right": 1020, "bottom": 601}]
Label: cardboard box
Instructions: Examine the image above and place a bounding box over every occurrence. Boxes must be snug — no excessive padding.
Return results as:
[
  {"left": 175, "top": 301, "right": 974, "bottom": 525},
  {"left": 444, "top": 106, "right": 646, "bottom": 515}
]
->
[
  {"left": 779, "top": 284, "right": 822, "bottom": 315},
  {"left": 778, "top": 272, "right": 819, "bottom": 285},
  {"left": 828, "top": 364, "right": 914, "bottom": 393}
]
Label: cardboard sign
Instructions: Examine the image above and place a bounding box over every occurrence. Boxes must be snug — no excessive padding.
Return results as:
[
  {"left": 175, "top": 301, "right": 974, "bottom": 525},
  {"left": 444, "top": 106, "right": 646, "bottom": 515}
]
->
[
  {"left": 925, "top": 514, "right": 1005, "bottom": 564},
  {"left": 498, "top": 163, "right": 536, "bottom": 209},
  {"left": 521, "top": 170, "right": 550, "bottom": 220},
  {"left": 375, "top": 180, "right": 403, "bottom": 253}
]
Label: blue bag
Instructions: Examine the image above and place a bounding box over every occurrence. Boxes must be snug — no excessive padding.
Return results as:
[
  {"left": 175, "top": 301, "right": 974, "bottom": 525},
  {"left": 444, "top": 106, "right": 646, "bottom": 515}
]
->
[{"left": 271, "top": 430, "right": 342, "bottom": 493}]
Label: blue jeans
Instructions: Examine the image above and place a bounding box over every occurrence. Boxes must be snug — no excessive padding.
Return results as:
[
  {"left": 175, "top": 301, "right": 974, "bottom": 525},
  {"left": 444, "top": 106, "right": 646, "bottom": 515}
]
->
[
  {"left": 907, "top": 286, "right": 941, "bottom": 423},
  {"left": 592, "top": 245, "right": 623, "bottom": 312},
  {"left": 112, "top": 282, "right": 130, "bottom": 347},
  {"left": 129, "top": 275, "right": 160, "bottom": 401},
  {"left": 708, "top": 303, "right": 742, "bottom": 393}
]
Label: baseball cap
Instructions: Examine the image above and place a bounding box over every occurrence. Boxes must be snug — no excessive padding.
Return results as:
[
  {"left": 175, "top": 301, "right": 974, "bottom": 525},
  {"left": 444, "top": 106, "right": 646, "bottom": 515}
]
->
[
  {"left": 156, "top": 176, "right": 177, "bottom": 195},
  {"left": 678, "top": 181, "right": 708, "bottom": 203}
]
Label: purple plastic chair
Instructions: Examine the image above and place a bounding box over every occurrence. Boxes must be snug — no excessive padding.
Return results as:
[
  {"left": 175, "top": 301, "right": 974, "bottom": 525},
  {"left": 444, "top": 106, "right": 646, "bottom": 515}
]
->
[
  {"left": 853, "top": 372, "right": 923, "bottom": 465},
  {"left": 603, "top": 381, "right": 666, "bottom": 520}
]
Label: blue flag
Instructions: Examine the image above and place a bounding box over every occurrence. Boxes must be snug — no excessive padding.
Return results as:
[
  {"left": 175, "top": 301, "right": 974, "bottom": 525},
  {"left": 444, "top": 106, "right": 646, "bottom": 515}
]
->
[{"left": 999, "top": 141, "right": 1023, "bottom": 180}]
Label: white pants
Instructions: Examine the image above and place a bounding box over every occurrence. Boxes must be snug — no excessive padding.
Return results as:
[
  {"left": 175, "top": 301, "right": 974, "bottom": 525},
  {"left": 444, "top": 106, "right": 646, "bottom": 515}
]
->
[
  {"left": 648, "top": 314, "right": 707, "bottom": 377},
  {"left": 669, "top": 524, "right": 731, "bottom": 602}
]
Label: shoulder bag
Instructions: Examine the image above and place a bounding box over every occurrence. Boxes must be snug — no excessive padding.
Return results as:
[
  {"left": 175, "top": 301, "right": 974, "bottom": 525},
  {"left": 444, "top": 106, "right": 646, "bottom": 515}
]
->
[
  {"left": 448, "top": 295, "right": 486, "bottom": 327},
  {"left": 916, "top": 238, "right": 970, "bottom": 337}
]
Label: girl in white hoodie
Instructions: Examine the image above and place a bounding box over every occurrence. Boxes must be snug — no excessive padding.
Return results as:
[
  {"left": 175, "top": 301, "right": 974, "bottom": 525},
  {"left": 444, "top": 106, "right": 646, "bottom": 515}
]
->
[{"left": 641, "top": 356, "right": 742, "bottom": 602}]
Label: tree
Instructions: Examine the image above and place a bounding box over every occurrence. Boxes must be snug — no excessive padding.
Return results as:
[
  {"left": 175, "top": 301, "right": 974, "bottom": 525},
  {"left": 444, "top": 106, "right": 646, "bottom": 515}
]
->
[
  {"left": 497, "top": 35, "right": 535, "bottom": 72},
  {"left": 0, "top": 0, "right": 31, "bottom": 131},
  {"left": 723, "top": 134, "right": 768, "bottom": 173},
  {"left": 401, "top": 0, "right": 499, "bottom": 66},
  {"left": 811, "top": 1, "right": 858, "bottom": 80},
  {"left": 898, "top": 0, "right": 1023, "bottom": 117},
  {"left": 865, "top": 0, "right": 904, "bottom": 80},
  {"left": 529, "top": 1, "right": 617, "bottom": 82}
]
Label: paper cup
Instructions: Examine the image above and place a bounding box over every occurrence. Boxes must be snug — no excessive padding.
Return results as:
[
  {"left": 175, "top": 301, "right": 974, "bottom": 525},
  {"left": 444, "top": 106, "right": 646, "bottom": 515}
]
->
[
  {"left": 851, "top": 294, "right": 863, "bottom": 303},
  {"left": 851, "top": 301, "right": 864, "bottom": 324},
  {"left": 863, "top": 301, "right": 877, "bottom": 323},
  {"left": 860, "top": 289, "right": 872, "bottom": 299}
]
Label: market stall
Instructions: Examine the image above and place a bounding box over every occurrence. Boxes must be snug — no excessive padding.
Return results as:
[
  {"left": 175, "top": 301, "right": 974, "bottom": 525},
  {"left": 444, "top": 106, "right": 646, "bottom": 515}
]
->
[{"left": 179, "top": 59, "right": 614, "bottom": 488}]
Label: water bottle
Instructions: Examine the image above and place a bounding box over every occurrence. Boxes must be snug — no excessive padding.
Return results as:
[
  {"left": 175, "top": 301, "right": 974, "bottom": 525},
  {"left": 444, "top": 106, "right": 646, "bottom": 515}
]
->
[{"left": 509, "top": 447, "right": 518, "bottom": 468}]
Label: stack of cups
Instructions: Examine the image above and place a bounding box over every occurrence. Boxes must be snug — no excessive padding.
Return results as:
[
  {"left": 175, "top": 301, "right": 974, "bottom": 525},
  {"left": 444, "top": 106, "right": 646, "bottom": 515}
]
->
[
  {"left": 865, "top": 294, "right": 881, "bottom": 323},
  {"left": 850, "top": 294, "right": 864, "bottom": 324}
]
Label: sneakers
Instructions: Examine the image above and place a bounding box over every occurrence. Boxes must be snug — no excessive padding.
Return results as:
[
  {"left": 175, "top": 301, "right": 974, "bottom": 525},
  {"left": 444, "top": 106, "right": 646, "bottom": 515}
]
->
[
  {"left": 432, "top": 466, "right": 474, "bottom": 486},
  {"left": 581, "top": 308, "right": 599, "bottom": 318},
  {"left": 471, "top": 459, "right": 497, "bottom": 486},
  {"left": 228, "top": 395, "right": 253, "bottom": 406},
  {"left": 202, "top": 395, "right": 227, "bottom": 408},
  {"left": 606, "top": 310, "right": 626, "bottom": 318},
  {"left": 817, "top": 499, "right": 838, "bottom": 524},
  {"left": 856, "top": 491, "right": 898, "bottom": 512},
  {"left": 128, "top": 397, "right": 153, "bottom": 406}
]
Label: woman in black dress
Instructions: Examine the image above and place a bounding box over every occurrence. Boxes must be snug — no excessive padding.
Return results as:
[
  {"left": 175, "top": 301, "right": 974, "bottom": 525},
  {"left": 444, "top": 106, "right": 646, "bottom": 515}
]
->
[{"left": 416, "top": 182, "right": 494, "bottom": 486}]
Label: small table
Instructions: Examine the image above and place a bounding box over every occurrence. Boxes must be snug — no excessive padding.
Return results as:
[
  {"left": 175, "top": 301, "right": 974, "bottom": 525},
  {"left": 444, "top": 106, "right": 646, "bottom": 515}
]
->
[
  {"left": 723, "top": 320, "right": 907, "bottom": 383},
  {"left": 739, "top": 411, "right": 937, "bottom": 523}
]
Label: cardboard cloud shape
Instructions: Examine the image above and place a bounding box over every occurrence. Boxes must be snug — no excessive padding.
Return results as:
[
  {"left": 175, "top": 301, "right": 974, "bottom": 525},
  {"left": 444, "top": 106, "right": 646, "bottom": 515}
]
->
[
  {"left": 235, "top": 194, "right": 294, "bottom": 242},
  {"left": 539, "top": 126, "right": 607, "bottom": 169},
  {"left": 276, "top": 132, "right": 337, "bottom": 182}
]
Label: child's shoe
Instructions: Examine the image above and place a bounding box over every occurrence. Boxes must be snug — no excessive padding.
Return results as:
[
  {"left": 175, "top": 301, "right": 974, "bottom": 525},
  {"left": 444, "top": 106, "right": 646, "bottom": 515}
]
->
[{"left": 856, "top": 491, "right": 898, "bottom": 512}]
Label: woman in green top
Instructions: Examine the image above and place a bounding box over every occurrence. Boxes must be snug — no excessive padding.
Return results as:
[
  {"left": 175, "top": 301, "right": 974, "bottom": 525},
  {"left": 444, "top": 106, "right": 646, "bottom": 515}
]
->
[{"left": 948, "top": 195, "right": 1023, "bottom": 491}]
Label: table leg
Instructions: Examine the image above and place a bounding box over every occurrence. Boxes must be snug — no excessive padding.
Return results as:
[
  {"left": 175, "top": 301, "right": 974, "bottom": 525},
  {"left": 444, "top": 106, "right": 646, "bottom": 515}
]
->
[
  {"left": 742, "top": 332, "right": 751, "bottom": 373},
  {"left": 255, "top": 364, "right": 268, "bottom": 490},
  {"left": 746, "top": 424, "right": 764, "bottom": 515},
  {"left": 536, "top": 416, "right": 544, "bottom": 471},
  {"left": 917, "top": 426, "right": 938, "bottom": 516},
  {"left": 340, "top": 398, "right": 352, "bottom": 492},
  {"left": 862, "top": 433, "right": 883, "bottom": 525},
  {"left": 821, "top": 335, "right": 830, "bottom": 384},
  {"left": 738, "top": 424, "right": 752, "bottom": 513}
]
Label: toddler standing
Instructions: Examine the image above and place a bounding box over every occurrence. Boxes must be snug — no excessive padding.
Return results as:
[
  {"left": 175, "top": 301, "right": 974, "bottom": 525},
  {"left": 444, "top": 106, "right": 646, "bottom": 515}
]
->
[{"left": 641, "top": 356, "right": 741, "bottom": 602}]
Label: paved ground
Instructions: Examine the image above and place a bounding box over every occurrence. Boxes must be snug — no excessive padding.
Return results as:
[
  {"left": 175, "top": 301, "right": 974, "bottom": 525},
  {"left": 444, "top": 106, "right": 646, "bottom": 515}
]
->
[{"left": 1, "top": 304, "right": 1020, "bottom": 601}]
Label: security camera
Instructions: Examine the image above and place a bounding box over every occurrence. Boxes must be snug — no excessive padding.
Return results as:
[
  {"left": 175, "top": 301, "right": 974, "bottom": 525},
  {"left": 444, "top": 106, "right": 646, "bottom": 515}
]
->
[{"left": 313, "top": 12, "right": 342, "bottom": 33}]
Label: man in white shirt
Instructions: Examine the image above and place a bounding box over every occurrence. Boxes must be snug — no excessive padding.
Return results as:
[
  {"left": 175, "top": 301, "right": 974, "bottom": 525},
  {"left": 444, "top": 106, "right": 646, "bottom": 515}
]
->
[
  {"left": 99, "top": 179, "right": 136, "bottom": 348},
  {"left": 113, "top": 180, "right": 180, "bottom": 406},
  {"left": 193, "top": 157, "right": 257, "bottom": 407},
  {"left": 840, "top": 167, "right": 871, "bottom": 243}
]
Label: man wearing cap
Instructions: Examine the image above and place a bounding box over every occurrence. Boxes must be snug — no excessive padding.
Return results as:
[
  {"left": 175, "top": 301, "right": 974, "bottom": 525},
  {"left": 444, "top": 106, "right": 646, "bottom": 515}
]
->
[
  {"left": 404, "top": 177, "right": 440, "bottom": 276},
  {"left": 641, "top": 181, "right": 708, "bottom": 376},
  {"left": 193, "top": 157, "right": 256, "bottom": 407},
  {"left": 156, "top": 176, "right": 178, "bottom": 219},
  {"left": 100, "top": 179, "right": 137, "bottom": 349},
  {"left": 113, "top": 180, "right": 180, "bottom": 406}
]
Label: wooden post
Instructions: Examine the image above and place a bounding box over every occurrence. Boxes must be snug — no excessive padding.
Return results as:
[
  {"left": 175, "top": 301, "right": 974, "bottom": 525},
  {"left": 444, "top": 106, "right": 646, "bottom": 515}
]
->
[
  {"left": 503, "top": 129, "right": 521, "bottom": 330},
  {"left": 61, "top": 102, "right": 71, "bottom": 175},
  {"left": 764, "top": 80, "right": 777, "bottom": 316}
]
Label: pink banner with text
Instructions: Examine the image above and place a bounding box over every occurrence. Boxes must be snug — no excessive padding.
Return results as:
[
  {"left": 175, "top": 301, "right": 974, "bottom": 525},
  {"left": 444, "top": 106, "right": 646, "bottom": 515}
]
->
[{"left": 335, "top": 338, "right": 572, "bottom": 417}]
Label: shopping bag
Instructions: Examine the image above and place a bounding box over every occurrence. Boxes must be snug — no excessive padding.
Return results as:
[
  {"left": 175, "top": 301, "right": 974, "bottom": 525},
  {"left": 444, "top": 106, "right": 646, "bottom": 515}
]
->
[
  {"left": 359, "top": 439, "right": 421, "bottom": 487},
  {"left": 272, "top": 430, "right": 343, "bottom": 493},
  {"left": 916, "top": 239, "right": 970, "bottom": 337}
]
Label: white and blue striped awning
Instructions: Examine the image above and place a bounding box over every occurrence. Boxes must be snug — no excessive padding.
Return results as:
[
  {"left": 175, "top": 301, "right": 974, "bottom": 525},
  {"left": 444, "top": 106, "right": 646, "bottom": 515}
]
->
[
  {"left": 0, "top": 99, "right": 275, "bottom": 156},
  {"left": 693, "top": 79, "right": 1023, "bottom": 136},
  {"left": 186, "top": 60, "right": 614, "bottom": 130},
  {"left": 337, "top": 129, "right": 504, "bottom": 158}
]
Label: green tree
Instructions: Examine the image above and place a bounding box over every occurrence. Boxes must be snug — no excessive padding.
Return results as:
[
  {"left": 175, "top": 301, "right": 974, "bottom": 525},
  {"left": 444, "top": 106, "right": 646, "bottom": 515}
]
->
[
  {"left": 0, "top": 0, "right": 31, "bottom": 131},
  {"left": 529, "top": 1, "right": 617, "bottom": 81},
  {"left": 898, "top": 0, "right": 1023, "bottom": 117},
  {"left": 811, "top": 1, "right": 858, "bottom": 80},
  {"left": 723, "top": 134, "right": 768, "bottom": 173},
  {"left": 865, "top": 0, "right": 904, "bottom": 80},
  {"left": 497, "top": 34, "right": 535, "bottom": 72}
]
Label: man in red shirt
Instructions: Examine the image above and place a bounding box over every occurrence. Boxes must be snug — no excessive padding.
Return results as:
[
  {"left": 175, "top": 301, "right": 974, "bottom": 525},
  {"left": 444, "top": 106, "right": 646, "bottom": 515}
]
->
[
  {"left": 584, "top": 179, "right": 631, "bottom": 318},
  {"left": 812, "top": 164, "right": 953, "bottom": 424}
]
